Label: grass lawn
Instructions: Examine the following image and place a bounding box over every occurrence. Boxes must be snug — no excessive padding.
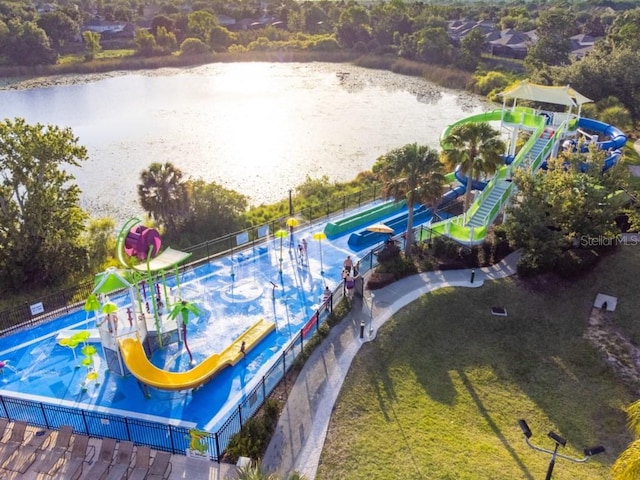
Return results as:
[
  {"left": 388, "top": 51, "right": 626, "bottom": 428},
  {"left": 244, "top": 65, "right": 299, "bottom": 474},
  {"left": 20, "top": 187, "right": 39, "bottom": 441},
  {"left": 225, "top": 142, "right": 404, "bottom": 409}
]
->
[
  {"left": 317, "top": 246, "right": 640, "bottom": 480},
  {"left": 58, "top": 49, "right": 136, "bottom": 65}
]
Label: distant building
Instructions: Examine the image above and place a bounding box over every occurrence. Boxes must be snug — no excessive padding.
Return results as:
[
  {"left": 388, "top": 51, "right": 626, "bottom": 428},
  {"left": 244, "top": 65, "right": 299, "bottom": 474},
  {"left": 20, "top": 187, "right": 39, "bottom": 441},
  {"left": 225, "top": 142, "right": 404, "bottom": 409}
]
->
[{"left": 448, "top": 20, "right": 600, "bottom": 60}]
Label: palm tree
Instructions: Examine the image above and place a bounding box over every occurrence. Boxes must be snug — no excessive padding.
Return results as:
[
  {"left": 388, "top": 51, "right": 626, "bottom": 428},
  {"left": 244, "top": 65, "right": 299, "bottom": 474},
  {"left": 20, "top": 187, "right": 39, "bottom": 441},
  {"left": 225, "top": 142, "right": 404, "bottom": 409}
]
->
[
  {"left": 441, "top": 122, "right": 505, "bottom": 211},
  {"left": 612, "top": 400, "right": 640, "bottom": 479},
  {"left": 373, "top": 143, "right": 444, "bottom": 256},
  {"left": 168, "top": 299, "right": 203, "bottom": 366},
  {"left": 138, "top": 162, "right": 188, "bottom": 235}
]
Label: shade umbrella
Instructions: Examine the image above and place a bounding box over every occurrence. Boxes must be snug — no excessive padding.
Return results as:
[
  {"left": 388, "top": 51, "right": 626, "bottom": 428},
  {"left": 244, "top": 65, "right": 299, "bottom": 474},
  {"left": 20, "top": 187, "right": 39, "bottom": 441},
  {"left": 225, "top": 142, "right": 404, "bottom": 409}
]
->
[
  {"left": 366, "top": 223, "right": 394, "bottom": 234},
  {"left": 286, "top": 218, "right": 299, "bottom": 248},
  {"left": 84, "top": 293, "right": 100, "bottom": 325},
  {"left": 312, "top": 231, "right": 326, "bottom": 275},
  {"left": 100, "top": 302, "right": 119, "bottom": 335},
  {"left": 274, "top": 229, "right": 288, "bottom": 271}
]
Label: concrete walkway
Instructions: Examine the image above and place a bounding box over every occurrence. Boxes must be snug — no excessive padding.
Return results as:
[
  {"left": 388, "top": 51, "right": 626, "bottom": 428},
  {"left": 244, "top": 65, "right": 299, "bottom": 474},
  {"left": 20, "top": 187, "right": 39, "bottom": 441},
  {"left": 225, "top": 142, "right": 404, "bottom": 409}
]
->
[{"left": 262, "top": 251, "right": 521, "bottom": 479}]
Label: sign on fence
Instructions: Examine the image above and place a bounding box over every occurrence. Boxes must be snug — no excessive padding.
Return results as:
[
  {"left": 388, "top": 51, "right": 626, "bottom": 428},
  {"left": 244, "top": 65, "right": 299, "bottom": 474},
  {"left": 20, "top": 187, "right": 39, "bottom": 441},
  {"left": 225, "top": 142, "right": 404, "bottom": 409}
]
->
[{"left": 29, "top": 302, "right": 44, "bottom": 316}]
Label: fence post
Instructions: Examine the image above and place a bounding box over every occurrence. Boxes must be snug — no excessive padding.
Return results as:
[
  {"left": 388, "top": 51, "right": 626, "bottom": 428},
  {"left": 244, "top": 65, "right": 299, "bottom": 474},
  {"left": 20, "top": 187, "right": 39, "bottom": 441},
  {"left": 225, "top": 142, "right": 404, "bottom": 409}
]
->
[
  {"left": 40, "top": 403, "right": 49, "bottom": 428},
  {"left": 283, "top": 350, "right": 287, "bottom": 389},
  {"left": 124, "top": 417, "right": 131, "bottom": 441},
  {"left": 315, "top": 310, "right": 320, "bottom": 330},
  {"left": 81, "top": 409, "right": 89, "bottom": 434},
  {"left": 214, "top": 432, "right": 221, "bottom": 462},
  {"left": 169, "top": 425, "right": 176, "bottom": 453},
  {"left": 238, "top": 404, "right": 243, "bottom": 427}
]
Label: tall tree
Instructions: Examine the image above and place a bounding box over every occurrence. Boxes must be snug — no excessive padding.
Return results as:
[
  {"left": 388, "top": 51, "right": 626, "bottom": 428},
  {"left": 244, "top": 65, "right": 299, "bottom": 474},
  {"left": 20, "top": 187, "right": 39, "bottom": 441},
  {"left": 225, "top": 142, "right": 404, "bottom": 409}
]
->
[
  {"left": 0, "top": 118, "right": 89, "bottom": 290},
  {"left": 5, "top": 20, "right": 57, "bottom": 65},
  {"left": 524, "top": 8, "right": 574, "bottom": 73},
  {"left": 373, "top": 143, "right": 444, "bottom": 255},
  {"left": 505, "top": 145, "right": 627, "bottom": 272},
  {"left": 180, "top": 179, "right": 247, "bottom": 245},
  {"left": 441, "top": 122, "right": 505, "bottom": 211},
  {"left": 82, "top": 30, "right": 101, "bottom": 60},
  {"left": 187, "top": 10, "right": 218, "bottom": 43},
  {"left": 138, "top": 162, "right": 188, "bottom": 236},
  {"left": 37, "top": 10, "right": 78, "bottom": 50}
]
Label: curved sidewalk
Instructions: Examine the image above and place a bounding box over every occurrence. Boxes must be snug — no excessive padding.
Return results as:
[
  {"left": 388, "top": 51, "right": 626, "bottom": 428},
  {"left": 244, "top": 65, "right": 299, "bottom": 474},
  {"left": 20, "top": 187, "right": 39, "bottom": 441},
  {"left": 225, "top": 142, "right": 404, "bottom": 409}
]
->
[{"left": 262, "top": 251, "right": 521, "bottom": 479}]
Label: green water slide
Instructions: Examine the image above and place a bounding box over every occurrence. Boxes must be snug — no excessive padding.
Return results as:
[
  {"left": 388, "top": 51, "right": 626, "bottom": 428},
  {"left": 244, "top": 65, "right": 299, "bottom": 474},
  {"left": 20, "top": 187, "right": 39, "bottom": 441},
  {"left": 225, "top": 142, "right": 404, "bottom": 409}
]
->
[
  {"left": 323, "top": 199, "right": 407, "bottom": 238},
  {"left": 418, "top": 109, "right": 555, "bottom": 245}
]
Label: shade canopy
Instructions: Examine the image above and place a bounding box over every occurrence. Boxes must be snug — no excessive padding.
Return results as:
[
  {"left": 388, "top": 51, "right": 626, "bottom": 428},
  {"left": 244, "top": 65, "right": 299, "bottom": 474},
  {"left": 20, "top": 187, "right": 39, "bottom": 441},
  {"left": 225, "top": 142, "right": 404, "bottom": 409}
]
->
[
  {"left": 93, "top": 268, "right": 132, "bottom": 294},
  {"left": 312, "top": 232, "right": 326, "bottom": 240},
  {"left": 286, "top": 218, "right": 300, "bottom": 227},
  {"left": 366, "top": 224, "right": 394, "bottom": 234},
  {"left": 131, "top": 247, "right": 192, "bottom": 273},
  {"left": 499, "top": 81, "right": 592, "bottom": 107}
]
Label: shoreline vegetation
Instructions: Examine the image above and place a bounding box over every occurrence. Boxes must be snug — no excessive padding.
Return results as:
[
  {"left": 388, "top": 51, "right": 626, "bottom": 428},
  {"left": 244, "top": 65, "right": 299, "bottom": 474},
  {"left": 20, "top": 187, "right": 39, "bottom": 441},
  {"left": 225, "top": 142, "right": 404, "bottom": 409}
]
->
[{"left": 0, "top": 51, "right": 474, "bottom": 92}]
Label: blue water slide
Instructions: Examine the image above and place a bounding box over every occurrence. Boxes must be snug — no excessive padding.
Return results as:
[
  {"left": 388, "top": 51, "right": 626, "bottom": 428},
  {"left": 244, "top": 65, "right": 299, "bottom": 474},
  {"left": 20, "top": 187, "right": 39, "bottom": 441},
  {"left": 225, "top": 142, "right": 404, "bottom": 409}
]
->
[
  {"left": 540, "top": 117, "right": 626, "bottom": 171},
  {"left": 577, "top": 117, "right": 627, "bottom": 151},
  {"left": 453, "top": 165, "right": 488, "bottom": 191},
  {"left": 347, "top": 205, "right": 434, "bottom": 250},
  {"left": 438, "top": 185, "right": 466, "bottom": 207},
  {"left": 347, "top": 184, "right": 469, "bottom": 251}
]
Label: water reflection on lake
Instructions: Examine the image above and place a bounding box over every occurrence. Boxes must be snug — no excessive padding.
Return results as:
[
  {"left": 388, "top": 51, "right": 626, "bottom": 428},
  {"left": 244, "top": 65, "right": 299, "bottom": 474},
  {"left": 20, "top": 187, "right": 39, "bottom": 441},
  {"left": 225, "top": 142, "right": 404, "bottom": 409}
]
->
[{"left": 0, "top": 63, "right": 492, "bottom": 221}]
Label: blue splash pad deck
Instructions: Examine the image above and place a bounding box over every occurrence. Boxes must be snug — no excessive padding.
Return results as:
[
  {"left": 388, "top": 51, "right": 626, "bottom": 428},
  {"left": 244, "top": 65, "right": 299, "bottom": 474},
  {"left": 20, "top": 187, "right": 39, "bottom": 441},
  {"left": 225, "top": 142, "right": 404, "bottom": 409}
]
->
[{"left": 0, "top": 215, "right": 372, "bottom": 433}]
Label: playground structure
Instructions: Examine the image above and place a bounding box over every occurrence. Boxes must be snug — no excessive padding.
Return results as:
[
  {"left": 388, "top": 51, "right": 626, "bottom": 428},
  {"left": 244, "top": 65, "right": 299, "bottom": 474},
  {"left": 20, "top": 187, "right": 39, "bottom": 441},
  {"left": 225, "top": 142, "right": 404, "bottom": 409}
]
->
[
  {"left": 80, "top": 218, "right": 276, "bottom": 394},
  {"left": 325, "top": 81, "right": 628, "bottom": 249}
]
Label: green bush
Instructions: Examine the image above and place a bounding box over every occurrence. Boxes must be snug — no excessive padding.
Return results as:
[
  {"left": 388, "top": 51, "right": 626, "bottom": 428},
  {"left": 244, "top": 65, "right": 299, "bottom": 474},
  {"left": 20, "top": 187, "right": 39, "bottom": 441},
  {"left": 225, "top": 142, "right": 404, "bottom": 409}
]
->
[
  {"left": 557, "top": 249, "right": 600, "bottom": 278},
  {"left": 516, "top": 252, "right": 555, "bottom": 277},
  {"left": 376, "top": 241, "right": 401, "bottom": 264},
  {"left": 225, "top": 398, "right": 282, "bottom": 462},
  {"left": 432, "top": 236, "right": 460, "bottom": 260},
  {"left": 180, "top": 38, "right": 209, "bottom": 56}
]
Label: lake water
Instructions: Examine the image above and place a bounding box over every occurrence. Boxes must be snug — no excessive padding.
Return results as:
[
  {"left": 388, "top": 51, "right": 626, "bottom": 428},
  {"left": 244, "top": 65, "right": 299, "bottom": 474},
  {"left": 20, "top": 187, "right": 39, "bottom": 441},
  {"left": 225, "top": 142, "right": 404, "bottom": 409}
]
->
[{"left": 0, "top": 62, "right": 492, "bottom": 222}]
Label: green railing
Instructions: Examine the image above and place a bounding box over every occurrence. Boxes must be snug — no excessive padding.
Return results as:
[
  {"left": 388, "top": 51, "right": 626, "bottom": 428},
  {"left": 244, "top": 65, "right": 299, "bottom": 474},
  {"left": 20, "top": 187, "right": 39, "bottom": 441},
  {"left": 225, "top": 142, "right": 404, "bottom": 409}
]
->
[{"left": 423, "top": 112, "right": 550, "bottom": 245}]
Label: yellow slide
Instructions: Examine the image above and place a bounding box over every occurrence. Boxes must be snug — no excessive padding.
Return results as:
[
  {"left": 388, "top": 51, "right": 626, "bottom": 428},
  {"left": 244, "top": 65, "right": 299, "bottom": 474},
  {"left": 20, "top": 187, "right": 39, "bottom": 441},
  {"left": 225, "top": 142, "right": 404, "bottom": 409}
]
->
[{"left": 119, "top": 319, "right": 276, "bottom": 391}]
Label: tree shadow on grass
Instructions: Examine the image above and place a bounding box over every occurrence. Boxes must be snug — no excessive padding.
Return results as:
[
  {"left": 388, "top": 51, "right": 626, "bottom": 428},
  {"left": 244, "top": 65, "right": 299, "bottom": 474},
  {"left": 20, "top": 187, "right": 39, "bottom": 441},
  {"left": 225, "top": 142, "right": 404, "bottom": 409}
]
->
[{"left": 457, "top": 368, "right": 534, "bottom": 480}]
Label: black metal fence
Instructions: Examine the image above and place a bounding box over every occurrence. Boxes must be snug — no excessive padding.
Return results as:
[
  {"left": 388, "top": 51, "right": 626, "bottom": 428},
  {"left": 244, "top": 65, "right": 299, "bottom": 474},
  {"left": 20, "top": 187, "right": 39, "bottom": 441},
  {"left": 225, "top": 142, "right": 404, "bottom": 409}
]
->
[
  {"left": 0, "top": 282, "right": 360, "bottom": 461},
  {"left": 0, "top": 182, "right": 385, "bottom": 335},
  {"left": 0, "top": 184, "right": 384, "bottom": 460}
]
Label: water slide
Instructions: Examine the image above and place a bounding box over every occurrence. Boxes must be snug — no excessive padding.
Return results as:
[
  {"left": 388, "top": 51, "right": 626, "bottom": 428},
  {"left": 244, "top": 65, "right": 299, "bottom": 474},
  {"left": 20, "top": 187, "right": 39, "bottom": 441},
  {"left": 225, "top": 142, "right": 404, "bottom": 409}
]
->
[
  {"left": 119, "top": 319, "right": 276, "bottom": 391},
  {"left": 422, "top": 111, "right": 628, "bottom": 245},
  {"left": 324, "top": 200, "right": 407, "bottom": 239}
]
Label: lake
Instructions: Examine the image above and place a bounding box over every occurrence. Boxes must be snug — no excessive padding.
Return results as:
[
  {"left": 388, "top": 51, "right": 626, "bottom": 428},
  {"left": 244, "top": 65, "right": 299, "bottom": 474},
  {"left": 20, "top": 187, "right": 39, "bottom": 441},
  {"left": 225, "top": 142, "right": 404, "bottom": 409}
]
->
[{"left": 0, "top": 62, "right": 493, "bottom": 222}]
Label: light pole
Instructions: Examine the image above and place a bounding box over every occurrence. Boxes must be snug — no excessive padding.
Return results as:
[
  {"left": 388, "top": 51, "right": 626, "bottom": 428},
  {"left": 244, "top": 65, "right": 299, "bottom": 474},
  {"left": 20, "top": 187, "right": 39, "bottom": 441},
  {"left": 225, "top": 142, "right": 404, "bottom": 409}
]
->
[
  {"left": 288, "top": 189, "right": 293, "bottom": 216},
  {"left": 369, "top": 292, "right": 375, "bottom": 337},
  {"left": 517, "top": 420, "right": 604, "bottom": 480}
]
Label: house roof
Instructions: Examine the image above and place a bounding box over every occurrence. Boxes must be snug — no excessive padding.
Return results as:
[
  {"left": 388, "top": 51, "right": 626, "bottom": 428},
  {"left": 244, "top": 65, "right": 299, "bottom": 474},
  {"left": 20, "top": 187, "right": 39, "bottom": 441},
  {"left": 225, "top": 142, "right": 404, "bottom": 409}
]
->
[{"left": 499, "top": 81, "right": 592, "bottom": 107}]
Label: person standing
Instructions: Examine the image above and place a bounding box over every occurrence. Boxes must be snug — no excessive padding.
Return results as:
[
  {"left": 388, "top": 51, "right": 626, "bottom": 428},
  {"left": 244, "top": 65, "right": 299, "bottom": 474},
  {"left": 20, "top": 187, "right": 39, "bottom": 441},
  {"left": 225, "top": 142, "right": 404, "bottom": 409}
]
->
[
  {"left": 345, "top": 273, "right": 355, "bottom": 299},
  {"left": 302, "top": 238, "right": 308, "bottom": 263},
  {"left": 343, "top": 255, "right": 353, "bottom": 273}
]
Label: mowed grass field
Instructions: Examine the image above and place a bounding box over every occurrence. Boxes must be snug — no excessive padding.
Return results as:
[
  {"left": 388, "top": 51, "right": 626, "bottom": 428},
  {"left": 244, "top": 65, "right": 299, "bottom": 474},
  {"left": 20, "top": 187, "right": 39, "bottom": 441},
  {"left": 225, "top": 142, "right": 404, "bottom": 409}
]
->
[{"left": 317, "top": 246, "right": 640, "bottom": 480}]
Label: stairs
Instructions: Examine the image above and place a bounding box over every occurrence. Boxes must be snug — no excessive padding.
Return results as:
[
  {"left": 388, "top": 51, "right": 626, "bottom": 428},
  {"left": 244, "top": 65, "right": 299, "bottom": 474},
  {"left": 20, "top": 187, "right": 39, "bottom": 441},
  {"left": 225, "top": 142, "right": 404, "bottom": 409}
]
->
[
  {"left": 465, "top": 180, "right": 512, "bottom": 228},
  {"left": 523, "top": 129, "right": 554, "bottom": 170}
]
